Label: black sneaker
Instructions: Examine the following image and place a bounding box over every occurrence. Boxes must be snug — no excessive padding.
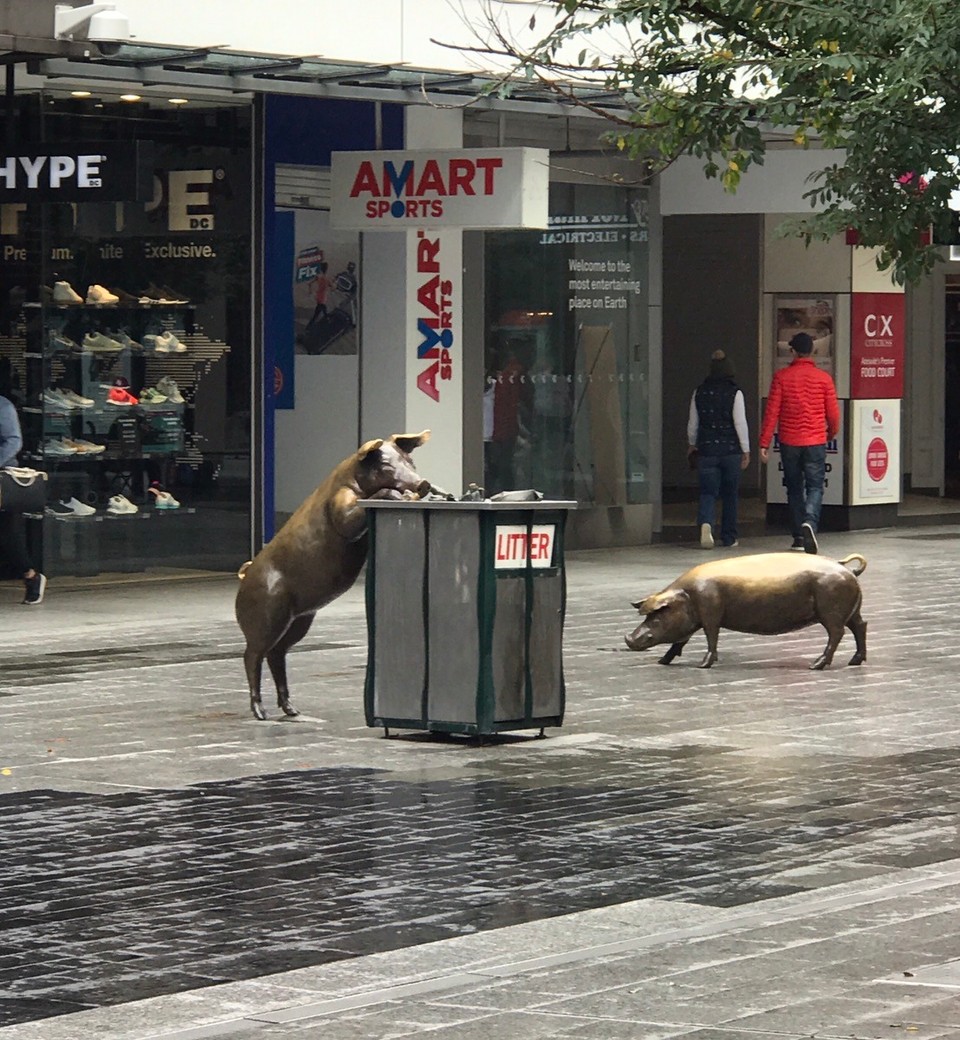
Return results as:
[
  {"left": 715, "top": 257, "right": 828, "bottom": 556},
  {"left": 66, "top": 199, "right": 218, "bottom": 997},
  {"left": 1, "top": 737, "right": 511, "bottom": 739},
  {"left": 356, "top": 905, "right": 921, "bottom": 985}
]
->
[
  {"left": 790, "top": 538, "right": 805, "bottom": 551},
  {"left": 801, "top": 522, "right": 818, "bottom": 555},
  {"left": 23, "top": 573, "right": 46, "bottom": 605}
]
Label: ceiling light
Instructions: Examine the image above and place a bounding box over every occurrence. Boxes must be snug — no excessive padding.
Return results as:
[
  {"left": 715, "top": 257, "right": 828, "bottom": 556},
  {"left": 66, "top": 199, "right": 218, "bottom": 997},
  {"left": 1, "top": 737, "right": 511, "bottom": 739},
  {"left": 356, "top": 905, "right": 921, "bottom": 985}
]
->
[
  {"left": 70, "top": 90, "right": 92, "bottom": 98},
  {"left": 119, "top": 93, "right": 141, "bottom": 102},
  {"left": 168, "top": 97, "right": 189, "bottom": 105}
]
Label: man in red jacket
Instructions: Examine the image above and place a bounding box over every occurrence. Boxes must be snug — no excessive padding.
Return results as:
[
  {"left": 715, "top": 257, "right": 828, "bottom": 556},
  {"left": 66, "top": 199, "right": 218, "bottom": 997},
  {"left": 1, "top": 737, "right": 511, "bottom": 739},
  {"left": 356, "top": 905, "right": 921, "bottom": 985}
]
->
[{"left": 759, "top": 332, "right": 840, "bottom": 554}]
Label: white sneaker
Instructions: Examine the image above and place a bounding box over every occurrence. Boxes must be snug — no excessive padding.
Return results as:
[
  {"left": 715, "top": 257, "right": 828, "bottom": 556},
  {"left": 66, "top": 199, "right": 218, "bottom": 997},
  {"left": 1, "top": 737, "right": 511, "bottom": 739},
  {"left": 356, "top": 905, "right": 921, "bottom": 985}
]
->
[
  {"left": 156, "top": 376, "right": 185, "bottom": 403},
  {"left": 59, "top": 388, "right": 95, "bottom": 408},
  {"left": 107, "top": 494, "right": 139, "bottom": 515},
  {"left": 52, "top": 281, "right": 82, "bottom": 304},
  {"left": 150, "top": 489, "right": 180, "bottom": 509},
  {"left": 86, "top": 284, "right": 119, "bottom": 305},
  {"left": 43, "top": 388, "right": 74, "bottom": 410},
  {"left": 63, "top": 438, "right": 106, "bottom": 455},
  {"left": 699, "top": 522, "right": 715, "bottom": 549},
  {"left": 43, "top": 438, "right": 80, "bottom": 456},
  {"left": 62, "top": 497, "right": 96, "bottom": 516},
  {"left": 154, "top": 331, "right": 186, "bottom": 353},
  {"left": 83, "top": 331, "right": 123, "bottom": 352}
]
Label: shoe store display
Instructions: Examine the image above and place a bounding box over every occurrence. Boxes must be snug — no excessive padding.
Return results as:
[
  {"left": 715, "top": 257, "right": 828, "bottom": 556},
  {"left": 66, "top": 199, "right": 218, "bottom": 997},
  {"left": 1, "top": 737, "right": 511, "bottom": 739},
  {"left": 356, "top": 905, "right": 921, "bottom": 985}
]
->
[
  {"left": 153, "top": 331, "right": 186, "bottom": 353},
  {"left": 83, "top": 331, "right": 124, "bottom": 352},
  {"left": 86, "top": 284, "right": 119, "bottom": 305},
  {"left": 106, "top": 494, "right": 139, "bottom": 515},
  {"left": 61, "top": 497, "right": 97, "bottom": 516},
  {"left": 155, "top": 376, "right": 185, "bottom": 404},
  {"left": 107, "top": 386, "right": 139, "bottom": 406},
  {"left": 52, "top": 281, "right": 82, "bottom": 304},
  {"left": 43, "top": 437, "right": 80, "bottom": 456},
  {"left": 139, "top": 387, "right": 168, "bottom": 405},
  {"left": 108, "top": 287, "right": 141, "bottom": 304},
  {"left": 59, "top": 388, "right": 95, "bottom": 408},
  {"left": 22, "top": 573, "right": 46, "bottom": 605},
  {"left": 149, "top": 488, "right": 181, "bottom": 509}
]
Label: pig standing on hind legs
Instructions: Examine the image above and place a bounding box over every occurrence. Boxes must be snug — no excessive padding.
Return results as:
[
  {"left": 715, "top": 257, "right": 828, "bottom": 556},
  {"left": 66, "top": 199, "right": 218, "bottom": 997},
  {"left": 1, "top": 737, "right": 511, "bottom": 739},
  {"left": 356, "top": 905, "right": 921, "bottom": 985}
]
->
[{"left": 235, "top": 431, "right": 433, "bottom": 720}]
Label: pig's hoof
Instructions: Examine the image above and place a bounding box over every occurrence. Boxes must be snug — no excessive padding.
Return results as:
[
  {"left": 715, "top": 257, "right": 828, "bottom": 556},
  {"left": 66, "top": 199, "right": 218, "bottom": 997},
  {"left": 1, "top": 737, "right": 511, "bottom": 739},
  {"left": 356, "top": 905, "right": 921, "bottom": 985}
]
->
[
  {"left": 280, "top": 701, "right": 300, "bottom": 717},
  {"left": 697, "top": 652, "right": 717, "bottom": 668},
  {"left": 848, "top": 652, "right": 866, "bottom": 666},
  {"left": 810, "top": 656, "right": 830, "bottom": 671},
  {"left": 251, "top": 701, "right": 267, "bottom": 721},
  {"left": 657, "top": 653, "right": 674, "bottom": 665}
]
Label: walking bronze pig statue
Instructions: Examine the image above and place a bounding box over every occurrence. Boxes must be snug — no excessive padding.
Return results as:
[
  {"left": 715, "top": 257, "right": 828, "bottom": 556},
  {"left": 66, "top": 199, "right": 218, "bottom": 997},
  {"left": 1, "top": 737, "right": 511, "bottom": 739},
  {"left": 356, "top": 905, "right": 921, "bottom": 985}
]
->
[
  {"left": 236, "top": 431, "right": 433, "bottom": 720},
  {"left": 625, "top": 552, "right": 867, "bottom": 671}
]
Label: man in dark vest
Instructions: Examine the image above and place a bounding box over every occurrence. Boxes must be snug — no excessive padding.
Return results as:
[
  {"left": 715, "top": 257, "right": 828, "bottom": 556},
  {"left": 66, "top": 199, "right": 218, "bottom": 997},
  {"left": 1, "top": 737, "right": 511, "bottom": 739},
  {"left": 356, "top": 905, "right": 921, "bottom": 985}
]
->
[{"left": 687, "top": 349, "right": 751, "bottom": 548}]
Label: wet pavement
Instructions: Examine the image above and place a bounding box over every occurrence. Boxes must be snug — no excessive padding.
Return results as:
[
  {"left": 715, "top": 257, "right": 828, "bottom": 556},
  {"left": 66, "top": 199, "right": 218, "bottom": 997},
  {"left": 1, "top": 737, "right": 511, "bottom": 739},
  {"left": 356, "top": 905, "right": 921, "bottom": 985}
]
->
[{"left": 2, "top": 524, "right": 960, "bottom": 1039}]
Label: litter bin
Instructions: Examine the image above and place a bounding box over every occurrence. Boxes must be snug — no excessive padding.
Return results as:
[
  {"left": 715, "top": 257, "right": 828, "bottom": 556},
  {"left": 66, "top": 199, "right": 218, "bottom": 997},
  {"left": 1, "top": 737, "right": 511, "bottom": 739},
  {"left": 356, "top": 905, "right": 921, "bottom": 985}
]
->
[{"left": 362, "top": 499, "right": 576, "bottom": 737}]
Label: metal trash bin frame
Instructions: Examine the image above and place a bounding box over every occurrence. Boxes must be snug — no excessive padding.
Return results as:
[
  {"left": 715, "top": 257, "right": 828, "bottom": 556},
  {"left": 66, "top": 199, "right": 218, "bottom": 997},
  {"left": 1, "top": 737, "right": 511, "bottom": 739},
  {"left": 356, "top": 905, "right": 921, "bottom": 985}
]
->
[{"left": 362, "top": 499, "right": 576, "bottom": 737}]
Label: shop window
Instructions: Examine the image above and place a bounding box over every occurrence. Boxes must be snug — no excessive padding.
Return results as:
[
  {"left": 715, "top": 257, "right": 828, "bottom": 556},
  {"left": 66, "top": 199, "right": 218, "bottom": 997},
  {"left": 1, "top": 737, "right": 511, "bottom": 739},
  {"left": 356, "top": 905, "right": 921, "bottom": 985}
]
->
[
  {"left": 0, "top": 96, "right": 252, "bottom": 578},
  {"left": 484, "top": 182, "right": 650, "bottom": 504}
]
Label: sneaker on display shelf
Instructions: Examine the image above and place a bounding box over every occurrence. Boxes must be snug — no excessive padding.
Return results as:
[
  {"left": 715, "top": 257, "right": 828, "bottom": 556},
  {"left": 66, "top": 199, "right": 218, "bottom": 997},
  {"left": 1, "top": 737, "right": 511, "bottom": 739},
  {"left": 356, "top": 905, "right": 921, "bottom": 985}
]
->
[
  {"left": 49, "top": 331, "right": 80, "bottom": 352},
  {"left": 23, "top": 573, "right": 47, "bottom": 605},
  {"left": 139, "top": 387, "right": 168, "bottom": 405},
  {"left": 61, "top": 497, "right": 96, "bottom": 516},
  {"left": 153, "top": 331, "right": 186, "bottom": 353},
  {"left": 107, "top": 494, "right": 139, "bottom": 515},
  {"left": 45, "top": 501, "right": 76, "bottom": 517},
  {"left": 149, "top": 488, "right": 181, "bottom": 509},
  {"left": 106, "top": 386, "right": 139, "bottom": 406},
  {"left": 52, "top": 281, "right": 82, "bottom": 304},
  {"left": 43, "top": 438, "right": 80, "bottom": 456},
  {"left": 63, "top": 438, "right": 106, "bottom": 455},
  {"left": 109, "top": 287, "right": 141, "bottom": 304},
  {"left": 43, "top": 388, "right": 74, "bottom": 410},
  {"left": 59, "top": 388, "right": 95, "bottom": 408},
  {"left": 82, "top": 331, "right": 124, "bottom": 353},
  {"left": 86, "top": 284, "right": 119, "bottom": 305},
  {"left": 155, "top": 377, "right": 185, "bottom": 403}
]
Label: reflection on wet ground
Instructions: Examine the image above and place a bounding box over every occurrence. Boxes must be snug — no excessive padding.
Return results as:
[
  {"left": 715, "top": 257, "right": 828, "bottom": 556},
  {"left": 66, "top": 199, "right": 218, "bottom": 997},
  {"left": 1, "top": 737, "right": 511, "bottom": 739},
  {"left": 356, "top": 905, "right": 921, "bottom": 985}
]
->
[{"left": 2, "top": 745, "right": 957, "bottom": 1026}]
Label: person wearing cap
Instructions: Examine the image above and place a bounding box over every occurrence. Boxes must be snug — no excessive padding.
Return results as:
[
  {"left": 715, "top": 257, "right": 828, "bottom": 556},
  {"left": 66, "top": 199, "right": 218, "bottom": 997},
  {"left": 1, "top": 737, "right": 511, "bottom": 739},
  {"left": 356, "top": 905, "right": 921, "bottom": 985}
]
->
[
  {"left": 759, "top": 332, "right": 841, "bottom": 554},
  {"left": 687, "top": 350, "right": 750, "bottom": 549}
]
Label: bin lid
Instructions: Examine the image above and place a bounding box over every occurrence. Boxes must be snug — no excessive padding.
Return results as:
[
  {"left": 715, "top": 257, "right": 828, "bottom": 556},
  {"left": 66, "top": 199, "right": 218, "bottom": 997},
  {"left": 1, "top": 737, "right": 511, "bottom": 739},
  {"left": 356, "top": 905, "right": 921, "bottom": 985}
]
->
[{"left": 361, "top": 499, "right": 578, "bottom": 511}]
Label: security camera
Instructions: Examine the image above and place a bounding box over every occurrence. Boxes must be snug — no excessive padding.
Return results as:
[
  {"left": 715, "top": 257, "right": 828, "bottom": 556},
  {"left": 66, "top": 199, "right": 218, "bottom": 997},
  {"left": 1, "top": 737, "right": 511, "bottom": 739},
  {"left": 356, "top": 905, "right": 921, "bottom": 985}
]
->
[{"left": 54, "top": 4, "right": 132, "bottom": 55}]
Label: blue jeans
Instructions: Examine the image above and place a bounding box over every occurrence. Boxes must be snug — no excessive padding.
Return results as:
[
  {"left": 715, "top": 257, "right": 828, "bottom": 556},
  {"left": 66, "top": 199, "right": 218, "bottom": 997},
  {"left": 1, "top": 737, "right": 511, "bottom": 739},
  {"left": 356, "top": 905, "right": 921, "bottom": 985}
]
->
[
  {"left": 697, "top": 452, "right": 742, "bottom": 545},
  {"left": 779, "top": 443, "right": 826, "bottom": 538}
]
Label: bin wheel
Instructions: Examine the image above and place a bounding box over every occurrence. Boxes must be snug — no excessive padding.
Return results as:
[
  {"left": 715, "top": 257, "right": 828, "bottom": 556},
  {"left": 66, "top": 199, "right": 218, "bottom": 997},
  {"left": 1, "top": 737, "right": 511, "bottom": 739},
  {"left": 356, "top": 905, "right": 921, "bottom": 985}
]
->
[
  {"left": 537, "top": 727, "right": 546, "bottom": 739},
  {"left": 383, "top": 727, "right": 391, "bottom": 739}
]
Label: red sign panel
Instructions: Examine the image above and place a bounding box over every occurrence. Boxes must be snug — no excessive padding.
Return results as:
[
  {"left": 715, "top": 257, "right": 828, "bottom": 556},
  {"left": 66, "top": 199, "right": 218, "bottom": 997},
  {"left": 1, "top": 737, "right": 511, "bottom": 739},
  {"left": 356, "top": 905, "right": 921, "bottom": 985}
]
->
[{"left": 850, "top": 293, "right": 905, "bottom": 399}]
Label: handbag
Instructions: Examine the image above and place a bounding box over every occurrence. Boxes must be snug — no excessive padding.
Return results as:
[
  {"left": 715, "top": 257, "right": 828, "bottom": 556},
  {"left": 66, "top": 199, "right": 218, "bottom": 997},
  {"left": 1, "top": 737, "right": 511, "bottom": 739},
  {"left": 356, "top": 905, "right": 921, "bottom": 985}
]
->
[{"left": 0, "top": 466, "right": 48, "bottom": 514}]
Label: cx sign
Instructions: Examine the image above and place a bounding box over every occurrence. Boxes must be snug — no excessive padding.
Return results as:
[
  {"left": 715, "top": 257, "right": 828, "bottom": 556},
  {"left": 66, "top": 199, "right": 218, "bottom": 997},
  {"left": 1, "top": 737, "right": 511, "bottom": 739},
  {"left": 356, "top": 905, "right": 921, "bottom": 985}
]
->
[{"left": 851, "top": 293, "right": 905, "bottom": 399}]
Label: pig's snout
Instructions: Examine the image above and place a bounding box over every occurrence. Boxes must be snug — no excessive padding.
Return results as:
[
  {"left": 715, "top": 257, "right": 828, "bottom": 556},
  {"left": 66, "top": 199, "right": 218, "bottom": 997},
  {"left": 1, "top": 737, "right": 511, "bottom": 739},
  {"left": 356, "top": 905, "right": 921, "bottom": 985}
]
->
[{"left": 624, "top": 625, "right": 654, "bottom": 652}]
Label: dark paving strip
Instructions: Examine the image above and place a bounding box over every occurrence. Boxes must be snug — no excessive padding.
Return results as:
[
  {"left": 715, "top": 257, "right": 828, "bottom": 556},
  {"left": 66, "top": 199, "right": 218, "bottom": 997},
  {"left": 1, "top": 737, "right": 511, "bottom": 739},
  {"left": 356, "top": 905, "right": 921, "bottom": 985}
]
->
[
  {"left": 2, "top": 748, "right": 959, "bottom": 1027},
  {"left": 0, "top": 642, "right": 356, "bottom": 685}
]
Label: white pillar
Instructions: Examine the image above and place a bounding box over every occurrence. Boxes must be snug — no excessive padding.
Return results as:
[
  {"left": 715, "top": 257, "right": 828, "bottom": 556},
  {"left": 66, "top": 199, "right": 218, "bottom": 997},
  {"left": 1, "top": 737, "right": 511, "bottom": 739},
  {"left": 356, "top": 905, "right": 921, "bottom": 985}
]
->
[{"left": 359, "top": 109, "right": 464, "bottom": 494}]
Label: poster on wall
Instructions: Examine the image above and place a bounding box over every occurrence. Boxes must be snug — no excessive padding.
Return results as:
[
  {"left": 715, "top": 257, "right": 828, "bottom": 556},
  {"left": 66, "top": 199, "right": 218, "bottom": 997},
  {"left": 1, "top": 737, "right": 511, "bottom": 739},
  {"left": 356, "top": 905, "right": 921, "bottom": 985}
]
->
[
  {"left": 774, "top": 295, "right": 836, "bottom": 376},
  {"left": 290, "top": 207, "right": 359, "bottom": 356},
  {"left": 765, "top": 425, "right": 845, "bottom": 506},
  {"left": 850, "top": 399, "right": 901, "bottom": 504},
  {"left": 850, "top": 293, "right": 905, "bottom": 399}
]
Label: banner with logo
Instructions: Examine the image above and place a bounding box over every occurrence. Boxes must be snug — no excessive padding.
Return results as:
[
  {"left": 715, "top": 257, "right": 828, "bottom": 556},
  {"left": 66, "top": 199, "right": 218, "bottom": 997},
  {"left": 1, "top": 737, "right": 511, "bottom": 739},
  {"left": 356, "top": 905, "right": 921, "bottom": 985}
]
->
[
  {"left": 850, "top": 292, "right": 905, "bottom": 399},
  {"left": 330, "top": 148, "right": 549, "bottom": 230},
  {"left": 0, "top": 142, "right": 153, "bottom": 202},
  {"left": 850, "top": 399, "right": 901, "bottom": 503}
]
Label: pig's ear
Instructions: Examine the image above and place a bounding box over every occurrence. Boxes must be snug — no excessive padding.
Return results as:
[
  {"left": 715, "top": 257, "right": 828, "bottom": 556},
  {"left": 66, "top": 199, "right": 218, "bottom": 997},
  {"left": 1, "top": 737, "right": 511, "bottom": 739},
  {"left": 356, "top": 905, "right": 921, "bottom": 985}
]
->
[
  {"left": 357, "top": 438, "right": 384, "bottom": 460},
  {"left": 390, "top": 430, "right": 431, "bottom": 453},
  {"left": 633, "top": 589, "right": 685, "bottom": 614}
]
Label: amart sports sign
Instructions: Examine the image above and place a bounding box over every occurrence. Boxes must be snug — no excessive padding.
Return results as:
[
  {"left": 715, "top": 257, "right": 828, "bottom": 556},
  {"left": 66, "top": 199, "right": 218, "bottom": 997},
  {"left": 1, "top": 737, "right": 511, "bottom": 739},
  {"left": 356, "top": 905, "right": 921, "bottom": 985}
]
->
[{"left": 330, "top": 147, "right": 549, "bottom": 230}]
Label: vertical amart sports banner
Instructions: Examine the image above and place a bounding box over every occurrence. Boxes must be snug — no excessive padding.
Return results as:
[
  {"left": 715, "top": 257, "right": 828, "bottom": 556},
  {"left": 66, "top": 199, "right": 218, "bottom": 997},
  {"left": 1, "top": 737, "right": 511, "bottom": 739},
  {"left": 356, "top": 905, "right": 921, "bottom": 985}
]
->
[{"left": 405, "top": 228, "right": 462, "bottom": 480}]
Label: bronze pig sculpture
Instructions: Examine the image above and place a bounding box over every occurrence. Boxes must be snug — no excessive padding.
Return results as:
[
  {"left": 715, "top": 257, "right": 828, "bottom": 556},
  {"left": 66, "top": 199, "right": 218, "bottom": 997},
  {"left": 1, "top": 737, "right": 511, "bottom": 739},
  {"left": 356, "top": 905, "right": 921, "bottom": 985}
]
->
[
  {"left": 625, "top": 552, "right": 867, "bottom": 671},
  {"left": 236, "top": 431, "right": 432, "bottom": 720}
]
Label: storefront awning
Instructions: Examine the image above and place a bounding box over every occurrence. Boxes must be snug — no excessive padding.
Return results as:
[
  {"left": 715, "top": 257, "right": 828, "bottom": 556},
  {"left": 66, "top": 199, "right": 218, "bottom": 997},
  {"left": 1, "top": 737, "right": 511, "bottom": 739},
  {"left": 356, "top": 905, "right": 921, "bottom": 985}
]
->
[{"left": 15, "top": 40, "right": 625, "bottom": 118}]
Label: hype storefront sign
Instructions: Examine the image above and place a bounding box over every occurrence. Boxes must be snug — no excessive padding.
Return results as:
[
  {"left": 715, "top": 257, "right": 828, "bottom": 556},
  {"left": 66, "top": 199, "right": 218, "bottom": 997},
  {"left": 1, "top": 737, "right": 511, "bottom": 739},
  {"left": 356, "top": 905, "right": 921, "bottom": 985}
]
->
[{"left": 0, "top": 142, "right": 153, "bottom": 203}]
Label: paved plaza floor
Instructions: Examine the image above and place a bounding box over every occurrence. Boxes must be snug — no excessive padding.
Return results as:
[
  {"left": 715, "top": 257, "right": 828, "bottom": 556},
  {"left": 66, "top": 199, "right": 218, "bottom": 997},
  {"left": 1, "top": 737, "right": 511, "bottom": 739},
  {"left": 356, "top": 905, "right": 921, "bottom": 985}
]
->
[{"left": 2, "top": 524, "right": 960, "bottom": 1039}]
